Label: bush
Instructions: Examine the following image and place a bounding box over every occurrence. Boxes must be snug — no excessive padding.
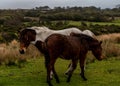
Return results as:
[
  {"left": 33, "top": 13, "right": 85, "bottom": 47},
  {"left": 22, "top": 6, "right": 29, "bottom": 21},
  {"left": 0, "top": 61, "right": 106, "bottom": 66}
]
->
[
  {"left": 97, "top": 33, "right": 120, "bottom": 59},
  {"left": 0, "top": 40, "right": 41, "bottom": 66}
]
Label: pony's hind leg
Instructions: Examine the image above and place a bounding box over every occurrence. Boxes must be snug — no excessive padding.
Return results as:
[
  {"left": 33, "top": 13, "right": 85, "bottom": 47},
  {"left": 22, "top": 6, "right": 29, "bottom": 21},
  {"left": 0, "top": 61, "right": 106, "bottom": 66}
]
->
[
  {"left": 65, "top": 62, "right": 72, "bottom": 75},
  {"left": 66, "top": 59, "right": 78, "bottom": 82},
  {"left": 80, "top": 66, "right": 87, "bottom": 81}
]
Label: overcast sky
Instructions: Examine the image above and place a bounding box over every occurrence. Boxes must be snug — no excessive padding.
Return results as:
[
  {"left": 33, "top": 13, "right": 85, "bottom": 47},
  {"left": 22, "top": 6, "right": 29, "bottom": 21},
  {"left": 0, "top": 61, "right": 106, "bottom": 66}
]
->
[{"left": 0, "top": 0, "right": 120, "bottom": 9}]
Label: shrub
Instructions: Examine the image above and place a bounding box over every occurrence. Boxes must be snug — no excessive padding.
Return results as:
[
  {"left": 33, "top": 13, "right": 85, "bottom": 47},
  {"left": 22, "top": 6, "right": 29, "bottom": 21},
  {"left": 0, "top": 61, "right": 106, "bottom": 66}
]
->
[
  {"left": 0, "top": 40, "right": 41, "bottom": 66},
  {"left": 97, "top": 33, "right": 120, "bottom": 59}
]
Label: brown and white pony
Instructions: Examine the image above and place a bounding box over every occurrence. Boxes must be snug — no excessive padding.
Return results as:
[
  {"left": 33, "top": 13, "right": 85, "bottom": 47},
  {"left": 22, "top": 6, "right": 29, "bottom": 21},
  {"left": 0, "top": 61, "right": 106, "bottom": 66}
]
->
[
  {"left": 19, "top": 26, "right": 95, "bottom": 76},
  {"left": 19, "top": 29, "right": 103, "bottom": 86}
]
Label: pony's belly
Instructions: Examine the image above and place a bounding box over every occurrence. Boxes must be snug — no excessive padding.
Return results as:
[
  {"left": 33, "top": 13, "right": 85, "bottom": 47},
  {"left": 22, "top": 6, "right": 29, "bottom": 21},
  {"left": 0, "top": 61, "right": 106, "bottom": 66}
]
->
[{"left": 60, "top": 53, "right": 76, "bottom": 60}]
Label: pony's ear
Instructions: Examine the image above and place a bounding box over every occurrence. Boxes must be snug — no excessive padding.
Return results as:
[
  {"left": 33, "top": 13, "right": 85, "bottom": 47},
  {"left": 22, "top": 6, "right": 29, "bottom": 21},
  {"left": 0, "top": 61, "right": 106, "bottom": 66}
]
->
[
  {"left": 17, "top": 27, "right": 24, "bottom": 38},
  {"left": 17, "top": 30, "right": 20, "bottom": 33},
  {"left": 99, "top": 41, "right": 102, "bottom": 45},
  {"left": 17, "top": 27, "right": 23, "bottom": 33}
]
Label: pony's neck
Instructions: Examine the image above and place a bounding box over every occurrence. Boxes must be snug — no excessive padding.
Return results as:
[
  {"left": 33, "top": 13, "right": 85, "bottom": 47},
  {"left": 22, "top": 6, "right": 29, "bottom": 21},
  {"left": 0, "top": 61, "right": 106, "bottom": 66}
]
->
[
  {"left": 87, "top": 39, "right": 98, "bottom": 50},
  {"left": 79, "top": 35, "right": 98, "bottom": 50},
  {"left": 35, "top": 41, "right": 45, "bottom": 54},
  {"left": 30, "top": 28, "right": 54, "bottom": 44},
  {"left": 36, "top": 30, "right": 53, "bottom": 41}
]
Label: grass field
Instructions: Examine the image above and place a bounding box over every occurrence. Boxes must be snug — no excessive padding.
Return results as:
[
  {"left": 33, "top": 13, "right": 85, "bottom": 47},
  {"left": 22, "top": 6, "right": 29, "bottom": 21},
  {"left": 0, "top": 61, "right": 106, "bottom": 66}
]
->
[
  {"left": 0, "top": 33, "right": 119, "bottom": 86},
  {"left": 0, "top": 57, "right": 120, "bottom": 86},
  {"left": 68, "top": 21, "right": 120, "bottom": 26}
]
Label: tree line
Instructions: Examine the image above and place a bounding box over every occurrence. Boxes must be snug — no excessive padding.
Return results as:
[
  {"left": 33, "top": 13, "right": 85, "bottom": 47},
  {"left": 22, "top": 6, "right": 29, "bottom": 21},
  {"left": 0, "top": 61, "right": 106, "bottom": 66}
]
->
[
  {"left": 25, "top": 6, "right": 120, "bottom": 22},
  {"left": 0, "top": 6, "right": 120, "bottom": 43}
]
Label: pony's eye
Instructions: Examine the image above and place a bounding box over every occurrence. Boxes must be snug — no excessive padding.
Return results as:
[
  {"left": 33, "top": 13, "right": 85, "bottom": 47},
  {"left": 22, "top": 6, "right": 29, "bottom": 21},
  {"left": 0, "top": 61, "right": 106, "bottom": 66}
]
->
[{"left": 24, "top": 35, "right": 28, "bottom": 40}]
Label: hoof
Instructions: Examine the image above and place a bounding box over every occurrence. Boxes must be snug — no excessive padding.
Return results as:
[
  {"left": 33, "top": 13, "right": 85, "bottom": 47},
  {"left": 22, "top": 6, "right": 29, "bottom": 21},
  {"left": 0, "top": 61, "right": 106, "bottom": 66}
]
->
[
  {"left": 65, "top": 72, "right": 69, "bottom": 75},
  {"left": 66, "top": 79, "right": 70, "bottom": 83},
  {"left": 50, "top": 76, "right": 53, "bottom": 80},
  {"left": 83, "top": 78, "right": 87, "bottom": 81},
  {"left": 50, "top": 77, "right": 53, "bottom": 80},
  {"left": 48, "top": 84, "right": 53, "bottom": 86},
  {"left": 56, "top": 80, "right": 60, "bottom": 83},
  {"left": 66, "top": 78, "right": 71, "bottom": 83},
  {"left": 48, "top": 82, "right": 53, "bottom": 86},
  {"left": 65, "top": 71, "right": 71, "bottom": 76},
  {"left": 80, "top": 73, "right": 87, "bottom": 81}
]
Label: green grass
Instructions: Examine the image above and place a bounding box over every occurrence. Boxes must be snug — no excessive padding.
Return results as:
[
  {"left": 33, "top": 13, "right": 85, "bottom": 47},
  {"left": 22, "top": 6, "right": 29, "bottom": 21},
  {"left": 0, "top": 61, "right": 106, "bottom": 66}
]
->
[
  {"left": 68, "top": 21, "right": 120, "bottom": 26},
  {"left": 112, "top": 19, "right": 120, "bottom": 23},
  {"left": 0, "top": 57, "right": 120, "bottom": 86}
]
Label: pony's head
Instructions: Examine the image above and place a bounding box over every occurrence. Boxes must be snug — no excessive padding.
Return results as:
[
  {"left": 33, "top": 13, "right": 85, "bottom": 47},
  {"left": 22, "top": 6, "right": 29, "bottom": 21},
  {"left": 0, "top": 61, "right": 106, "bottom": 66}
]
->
[
  {"left": 91, "top": 41, "right": 103, "bottom": 61},
  {"left": 19, "top": 29, "right": 36, "bottom": 54},
  {"left": 70, "top": 32, "right": 103, "bottom": 61}
]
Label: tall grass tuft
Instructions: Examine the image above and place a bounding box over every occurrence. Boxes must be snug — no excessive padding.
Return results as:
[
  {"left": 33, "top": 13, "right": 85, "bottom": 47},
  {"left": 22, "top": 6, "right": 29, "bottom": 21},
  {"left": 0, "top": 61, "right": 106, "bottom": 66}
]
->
[
  {"left": 97, "top": 33, "right": 120, "bottom": 59},
  {"left": 0, "top": 40, "right": 41, "bottom": 66}
]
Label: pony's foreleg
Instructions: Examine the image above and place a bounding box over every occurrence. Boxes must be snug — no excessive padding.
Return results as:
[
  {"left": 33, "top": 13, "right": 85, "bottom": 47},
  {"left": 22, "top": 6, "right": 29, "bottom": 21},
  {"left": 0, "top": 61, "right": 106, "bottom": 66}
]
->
[
  {"left": 51, "top": 58, "right": 60, "bottom": 83},
  {"left": 50, "top": 71, "right": 53, "bottom": 80},
  {"left": 46, "top": 63, "right": 53, "bottom": 86},
  {"left": 52, "top": 65, "right": 60, "bottom": 83},
  {"left": 44, "top": 55, "right": 53, "bottom": 86},
  {"left": 66, "top": 59, "right": 78, "bottom": 82},
  {"left": 79, "top": 55, "right": 87, "bottom": 81}
]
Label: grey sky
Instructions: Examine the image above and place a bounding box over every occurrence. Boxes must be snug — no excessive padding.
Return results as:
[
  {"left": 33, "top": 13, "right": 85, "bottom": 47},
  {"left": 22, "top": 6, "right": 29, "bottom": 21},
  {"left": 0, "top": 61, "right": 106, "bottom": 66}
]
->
[{"left": 0, "top": 0, "right": 120, "bottom": 9}]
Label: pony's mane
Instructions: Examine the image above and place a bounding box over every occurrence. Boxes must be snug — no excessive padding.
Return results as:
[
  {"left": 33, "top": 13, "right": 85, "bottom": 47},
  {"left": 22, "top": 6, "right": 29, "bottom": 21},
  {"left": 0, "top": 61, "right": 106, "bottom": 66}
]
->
[
  {"left": 71, "top": 33, "right": 98, "bottom": 42},
  {"left": 21, "top": 28, "right": 35, "bottom": 34},
  {"left": 82, "top": 30, "right": 95, "bottom": 37},
  {"left": 27, "top": 26, "right": 50, "bottom": 34},
  {"left": 30, "top": 26, "right": 49, "bottom": 30}
]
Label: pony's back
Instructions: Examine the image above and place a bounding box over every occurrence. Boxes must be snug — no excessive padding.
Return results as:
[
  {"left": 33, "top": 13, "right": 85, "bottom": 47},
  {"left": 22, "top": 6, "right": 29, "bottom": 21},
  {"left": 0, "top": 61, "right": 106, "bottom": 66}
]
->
[
  {"left": 54, "top": 27, "right": 82, "bottom": 35},
  {"left": 82, "top": 30, "right": 95, "bottom": 37},
  {"left": 70, "top": 32, "right": 98, "bottom": 44},
  {"left": 29, "top": 27, "right": 82, "bottom": 42}
]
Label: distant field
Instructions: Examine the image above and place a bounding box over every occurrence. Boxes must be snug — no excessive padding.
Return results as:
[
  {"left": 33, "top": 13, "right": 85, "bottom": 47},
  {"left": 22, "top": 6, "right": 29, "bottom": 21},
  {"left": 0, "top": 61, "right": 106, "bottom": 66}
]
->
[
  {"left": 112, "top": 19, "right": 120, "bottom": 23},
  {"left": 24, "top": 16, "right": 120, "bottom": 26},
  {"left": 68, "top": 21, "right": 120, "bottom": 26},
  {"left": 0, "top": 57, "right": 120, "bottom": 86}
]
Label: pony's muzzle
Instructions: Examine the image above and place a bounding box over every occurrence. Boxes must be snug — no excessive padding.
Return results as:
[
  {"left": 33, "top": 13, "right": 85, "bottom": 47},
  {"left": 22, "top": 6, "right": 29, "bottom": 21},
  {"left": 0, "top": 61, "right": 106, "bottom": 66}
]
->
[
  {"left": 19, "top": 48, "right": 26, "bottom": 54},
  {"left": 19, "top": 49, "right": 25, "bottom": 54},
  {"left": 98, "top": 55, "right": 104, "bottom": 61},
  {"left": 98, "top": 58, "right": 102, "bottom": 61}
]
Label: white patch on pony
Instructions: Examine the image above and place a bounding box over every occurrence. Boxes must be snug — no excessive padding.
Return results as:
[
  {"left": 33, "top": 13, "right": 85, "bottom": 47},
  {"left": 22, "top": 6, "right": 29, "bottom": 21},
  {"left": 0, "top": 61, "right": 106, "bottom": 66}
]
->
[
  {"left": 29, "top": 26, "right": 95, "bottom": 45},
  {"left": 31, "top": 26, "right": 50, "bottom": 33},
  {"left": 30, "top": 27, "right": 83, "bottom": 44},
  {"left": 82, "top": 30, "right": 95, "bottom": 37},
  {"left": 50, "top": 71, "right": 53, "bottom": 79},
  {"left": 65, "top": 64, "right": 73, "bottom": 75},
  {"left": 28, "top": 26, "right": 52, "bottom": 44},
  {"left": 53, "top": 27, "right": 82, "bottom": 35}
]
